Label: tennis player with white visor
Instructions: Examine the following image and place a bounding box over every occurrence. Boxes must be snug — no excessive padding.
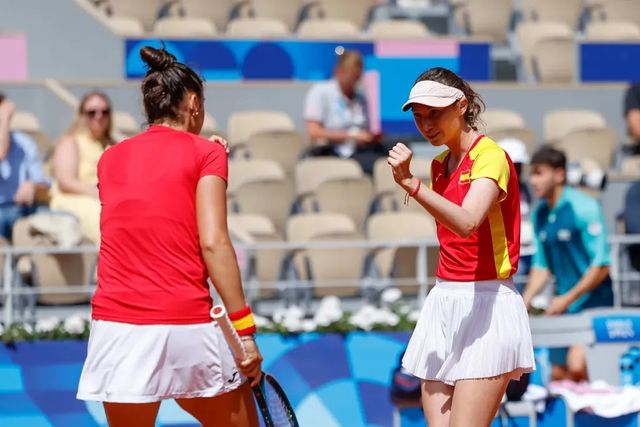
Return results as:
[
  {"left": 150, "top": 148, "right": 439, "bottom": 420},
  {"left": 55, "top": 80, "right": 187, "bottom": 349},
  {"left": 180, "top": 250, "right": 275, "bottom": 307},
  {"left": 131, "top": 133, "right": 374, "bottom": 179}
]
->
[{"left": 387, "top": 68, "right": 535, "bottom": 427}]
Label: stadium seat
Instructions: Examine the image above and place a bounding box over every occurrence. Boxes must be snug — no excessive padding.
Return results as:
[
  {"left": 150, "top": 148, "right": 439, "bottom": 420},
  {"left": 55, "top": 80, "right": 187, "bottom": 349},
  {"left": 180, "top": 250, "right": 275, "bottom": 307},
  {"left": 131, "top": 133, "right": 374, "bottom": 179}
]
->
[
  {"left": 557, "top": 127, "right": 617, "bottom": 170},
  {"left": 516, "top": 21, "right": 573, "bottom": 80},
  {"left": 228, "top": 213, "right": 284, "bottom": 299},
  {"left": 297, "top": 19, "right": 361, "bottom": 39},
  {"left": 248, "top": 0, "right": 304, "bottom": 31},
  {"left": 294, "top": 158, "right": 363, "bottom": 207},
  {"left": 106, "top": 0, "right": 166, "bottom": 30},
  {"left": 585, "top": 20, "right": 640, "bottom": 41},
  {"left": 225, "top": 17, "right": 290, "bottom": 38},
  {"left": 104, "top": 16, "right": 145, "bottom": 36},
  {"left": 315, "top": 176, "right": 374, "bottom": 231},
  {"left": 179, "top": 0, "right": 248, "bottom": 31},
  {"left": 367, "top": 19, "right": 431, "bottom": 39},
  {"left": 372, "top": 157, "right": 431, "bottom": 212},
  {"left": 12, "top": 216, "right": 95, "bottom": 305},
  {"left": 543, "top": 109, "right": 607, "bottom": 144},
  {"left": 11, "top": 111, "right": 53, "bottom": 158},
  {"left": 591, "top": 0, "right": 640, "bottom": 27},
  {"left": 453, "top": 0, "right": 513, "bottom": 43},
  {"left": 481, "top": 109, "right": 527, "bottom": 132},
  {"left": 227, "top": 110, "right": 295, "bottom": 152},
  {"left": 366, "top": 212, "right": 438, "bottom": 295},
  {"left": 234, "top": 179, "right": 295, "bottom": 234},
  {"left": 201, "top": 112, "right": 218, "bottom": 136},
  {"left": 531, "top": 36, "right": 576, "bottom": 83},
  {"left": 521, "top": 0, "right": 584, "bottom": 29},
  {"left": 490, "top": 128, "right": 538, "bottom": 157},
  {"left": 112, "top": 111, "right": 140, "bottom": 138},
  {"left": 153, "top": 16, "right": 217, "bottom": 37},
  {"left": 314, "top": 0, "right": 376, "bottom": 29},
  {"left": 286, "top": 213, "right": 365, "bottom": 297},
  {"left": 246, "top": 130, "right": 305, "bottom": 176},
  {"left": 227, "top": 159, "right": 286, "bottom": 196}
]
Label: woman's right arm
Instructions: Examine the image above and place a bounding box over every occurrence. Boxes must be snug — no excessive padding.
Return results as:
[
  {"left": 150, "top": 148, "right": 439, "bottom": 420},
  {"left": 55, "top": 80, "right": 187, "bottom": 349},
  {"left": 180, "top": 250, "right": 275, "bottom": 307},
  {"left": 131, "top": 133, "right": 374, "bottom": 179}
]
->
[
  {"left": 53, "top": 135, "right": 98, "bottom": 197},
  {"left": 196, "top": 175, "right": 262, "bottom": 384}
]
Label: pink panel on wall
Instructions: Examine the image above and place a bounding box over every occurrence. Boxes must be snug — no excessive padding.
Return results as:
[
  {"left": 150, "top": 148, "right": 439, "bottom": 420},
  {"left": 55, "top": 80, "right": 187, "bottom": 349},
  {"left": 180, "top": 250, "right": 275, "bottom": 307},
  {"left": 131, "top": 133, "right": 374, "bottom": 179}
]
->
[
  {"left": 0, "top": 35, "right": 28, "bottom": 81},
  {"left": 364, "top": 70, "right": 381, "bottom": 135},
  {"left": 374, "top": 40, "right": 458, "bottom": 58}
]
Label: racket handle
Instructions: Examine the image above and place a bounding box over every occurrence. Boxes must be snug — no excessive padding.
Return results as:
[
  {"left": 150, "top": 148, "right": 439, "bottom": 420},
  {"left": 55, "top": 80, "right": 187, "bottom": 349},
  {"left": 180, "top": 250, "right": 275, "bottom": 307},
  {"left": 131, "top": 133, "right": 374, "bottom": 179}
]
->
[{"left": 211, "top": 305, "right": 247, "bottom": 359}]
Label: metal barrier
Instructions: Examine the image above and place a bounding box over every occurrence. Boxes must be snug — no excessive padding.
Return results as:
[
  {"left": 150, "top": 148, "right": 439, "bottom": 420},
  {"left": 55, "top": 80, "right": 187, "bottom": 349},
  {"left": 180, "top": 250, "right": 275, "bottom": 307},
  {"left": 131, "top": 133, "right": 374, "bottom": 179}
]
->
[{"left": 1, "top": 235, "right": 639, "bottom": 326}]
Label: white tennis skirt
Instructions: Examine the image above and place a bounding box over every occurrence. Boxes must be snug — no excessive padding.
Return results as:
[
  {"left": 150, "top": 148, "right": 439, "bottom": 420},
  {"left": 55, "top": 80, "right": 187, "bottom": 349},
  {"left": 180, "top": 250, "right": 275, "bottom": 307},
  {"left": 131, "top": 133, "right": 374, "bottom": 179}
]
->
[
  {"left": 76, "top": 320, "right": 244, "bottom": 403},
  {"left": 402, "top": 278, "right": 535, "bottom": 385}
]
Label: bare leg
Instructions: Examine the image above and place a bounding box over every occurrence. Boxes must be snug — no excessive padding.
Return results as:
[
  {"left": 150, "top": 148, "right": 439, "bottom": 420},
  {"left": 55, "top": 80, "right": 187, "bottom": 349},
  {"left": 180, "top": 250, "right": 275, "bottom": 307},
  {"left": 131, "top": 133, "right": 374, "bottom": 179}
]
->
[
  {"left": 449, "top": 373, "right": 511, "bottom": 427},
  {"left": 566, "top": 345, "right": 588, "bottom": 382},
  {"left": 103, "top": 402, "right": 161, "bottom": 427},
  {"left": 176, "top": 382, "right": 259, "bottom": 427},
  {"left": 421, "top": 380, "right": 454, "bottom": 427}
]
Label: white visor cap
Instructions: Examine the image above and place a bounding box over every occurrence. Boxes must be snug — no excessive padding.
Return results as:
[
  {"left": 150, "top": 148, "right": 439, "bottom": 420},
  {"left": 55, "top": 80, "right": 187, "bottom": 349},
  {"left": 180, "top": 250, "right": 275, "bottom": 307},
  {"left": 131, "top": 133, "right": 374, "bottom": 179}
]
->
[
  {"left": 402, "top": 80, "right": 465, "bottom": 111},
  {"left": 498, "top": 138, "right": 530, "bottom": 164}
]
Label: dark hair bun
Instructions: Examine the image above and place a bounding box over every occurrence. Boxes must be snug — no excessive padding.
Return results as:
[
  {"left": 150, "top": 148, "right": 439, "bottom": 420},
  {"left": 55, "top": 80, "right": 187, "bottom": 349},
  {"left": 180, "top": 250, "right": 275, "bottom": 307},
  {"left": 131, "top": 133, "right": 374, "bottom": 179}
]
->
[{"left": 140, "top": 46, "right": 176, "bottom": 72}]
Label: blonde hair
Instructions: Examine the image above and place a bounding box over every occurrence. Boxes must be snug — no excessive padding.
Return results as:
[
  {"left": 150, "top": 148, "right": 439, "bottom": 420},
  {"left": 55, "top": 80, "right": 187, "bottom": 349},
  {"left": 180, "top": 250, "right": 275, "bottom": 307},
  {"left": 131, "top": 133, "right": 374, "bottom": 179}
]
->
[{"left": 67, "top": 91, "right": 114, "bottom": 146}]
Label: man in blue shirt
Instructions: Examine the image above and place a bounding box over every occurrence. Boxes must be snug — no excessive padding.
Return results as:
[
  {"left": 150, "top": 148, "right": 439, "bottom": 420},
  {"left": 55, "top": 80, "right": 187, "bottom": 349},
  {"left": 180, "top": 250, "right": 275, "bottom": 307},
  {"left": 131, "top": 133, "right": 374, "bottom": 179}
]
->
[
  {"left": 0, "top": 93, "right": 50, "bottom": 240},
  {"left": 523, "top": 145, "right": 613, "bottom": 382}
]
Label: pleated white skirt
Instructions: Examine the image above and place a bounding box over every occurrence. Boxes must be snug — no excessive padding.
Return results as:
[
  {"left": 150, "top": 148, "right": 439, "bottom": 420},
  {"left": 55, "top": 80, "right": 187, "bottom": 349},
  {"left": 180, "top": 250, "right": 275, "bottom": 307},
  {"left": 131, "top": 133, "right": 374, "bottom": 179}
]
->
[
  {"left": 76, "top": 320, "right": 244, "bottom": 403},
  {"left": 402, "top": 279, "right": 535, "bottom": 385}
]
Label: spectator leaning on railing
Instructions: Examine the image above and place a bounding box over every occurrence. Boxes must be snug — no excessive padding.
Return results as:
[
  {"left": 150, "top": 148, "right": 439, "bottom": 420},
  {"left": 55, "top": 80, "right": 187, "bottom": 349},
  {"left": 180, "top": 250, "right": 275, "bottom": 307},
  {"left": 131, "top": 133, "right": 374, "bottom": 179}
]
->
[
  {"left": 0, "top": 93, "right": 50, "bottom": 241},
  {"left": 523, "top": 145, "right": 613, "bottom": 382}
]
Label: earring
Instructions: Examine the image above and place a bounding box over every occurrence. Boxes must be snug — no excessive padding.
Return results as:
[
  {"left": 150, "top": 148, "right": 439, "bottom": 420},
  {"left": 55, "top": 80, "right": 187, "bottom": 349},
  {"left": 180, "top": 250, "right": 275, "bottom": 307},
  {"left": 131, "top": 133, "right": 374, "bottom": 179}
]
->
[{"left": 192, "top": 110, "right": 198, "bottom": 117}]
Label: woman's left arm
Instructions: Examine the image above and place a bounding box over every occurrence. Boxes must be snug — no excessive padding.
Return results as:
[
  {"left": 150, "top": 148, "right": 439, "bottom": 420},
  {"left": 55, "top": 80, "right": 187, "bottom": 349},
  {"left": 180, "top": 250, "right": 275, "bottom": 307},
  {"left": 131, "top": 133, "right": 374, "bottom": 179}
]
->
[{"left": 388, "top": 142, "right": 501, "bottom": 238}]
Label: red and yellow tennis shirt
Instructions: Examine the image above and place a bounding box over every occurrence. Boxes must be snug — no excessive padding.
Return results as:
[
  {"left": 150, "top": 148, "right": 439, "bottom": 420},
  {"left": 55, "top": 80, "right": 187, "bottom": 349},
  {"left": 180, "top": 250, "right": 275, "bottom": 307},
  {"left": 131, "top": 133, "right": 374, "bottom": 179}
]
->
[{"left": 430, "top": 135, "right": 520, "bottom": 281}]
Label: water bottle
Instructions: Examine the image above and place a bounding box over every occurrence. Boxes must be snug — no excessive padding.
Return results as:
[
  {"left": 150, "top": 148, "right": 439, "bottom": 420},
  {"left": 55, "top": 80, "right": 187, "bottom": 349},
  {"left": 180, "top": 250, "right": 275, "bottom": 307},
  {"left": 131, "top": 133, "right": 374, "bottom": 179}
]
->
[
  {"left": 628, "top": 346, "right": 640, "bottom": 385},
  {"left": 620, "top": 353, "right": 635, "bottom": 387}
]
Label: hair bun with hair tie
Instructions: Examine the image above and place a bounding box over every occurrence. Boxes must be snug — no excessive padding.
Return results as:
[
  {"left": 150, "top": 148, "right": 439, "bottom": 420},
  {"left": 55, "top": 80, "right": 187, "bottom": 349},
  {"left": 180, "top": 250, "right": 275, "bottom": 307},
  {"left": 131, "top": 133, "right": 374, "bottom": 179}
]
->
[{"left": 140, "top": 46, "right": 177, "bottom": 72}]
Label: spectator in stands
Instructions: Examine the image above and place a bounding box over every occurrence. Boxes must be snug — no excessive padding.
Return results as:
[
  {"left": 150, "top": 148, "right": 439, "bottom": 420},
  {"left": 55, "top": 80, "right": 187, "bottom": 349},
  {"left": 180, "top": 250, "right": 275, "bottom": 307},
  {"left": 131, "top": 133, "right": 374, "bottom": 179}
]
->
[
  {"left": 624, "top": 82, "right": 640, "bottom": 155},
  {"left": 623, "top": 179, "right": 640, "bottom": 271},
  {"left": 523, "top": 145, "right": 613, "bottom": 382},
  {"left": 304, "top": 50, "right": 386, "bottom": 174},
  {"left": 0, "top": 93, "right": 50, "bottom": 240},
  {"left": 50, "top": 91, "right": 114, "bottom": 243}
]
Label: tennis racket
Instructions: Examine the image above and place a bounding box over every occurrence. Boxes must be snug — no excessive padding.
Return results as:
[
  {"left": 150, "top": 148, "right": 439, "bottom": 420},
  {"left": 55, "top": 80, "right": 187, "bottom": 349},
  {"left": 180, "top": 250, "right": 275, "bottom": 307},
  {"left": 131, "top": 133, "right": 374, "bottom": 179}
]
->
[{"left": 211, "top": 305, "right": 300, "bottom": 427}]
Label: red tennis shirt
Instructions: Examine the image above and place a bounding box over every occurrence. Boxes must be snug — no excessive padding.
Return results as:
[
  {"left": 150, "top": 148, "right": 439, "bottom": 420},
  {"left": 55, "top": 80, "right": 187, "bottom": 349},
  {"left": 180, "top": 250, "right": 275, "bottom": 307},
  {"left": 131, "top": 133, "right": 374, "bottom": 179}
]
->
[
  {"left": 91, "top": 125, "right": 228, "bottom": 324},
  {"left": 430, "top": 135, "right": 520, "bottom": 281}
]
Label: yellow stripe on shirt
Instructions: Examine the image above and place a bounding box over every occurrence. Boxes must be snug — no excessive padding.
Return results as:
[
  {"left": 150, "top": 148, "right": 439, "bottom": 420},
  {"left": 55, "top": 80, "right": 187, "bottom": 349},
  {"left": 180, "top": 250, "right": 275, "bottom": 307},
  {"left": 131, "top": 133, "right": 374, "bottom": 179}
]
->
[{"left": 487, "top": 204, "right": 512, "bottom": 278}]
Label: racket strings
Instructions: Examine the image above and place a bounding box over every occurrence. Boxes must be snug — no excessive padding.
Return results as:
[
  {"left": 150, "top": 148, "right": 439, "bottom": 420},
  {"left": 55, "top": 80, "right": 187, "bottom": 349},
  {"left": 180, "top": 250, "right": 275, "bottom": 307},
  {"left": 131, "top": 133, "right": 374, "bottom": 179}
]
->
[{"left": 263, "top": 381, "right": 294, "bottom": 425}]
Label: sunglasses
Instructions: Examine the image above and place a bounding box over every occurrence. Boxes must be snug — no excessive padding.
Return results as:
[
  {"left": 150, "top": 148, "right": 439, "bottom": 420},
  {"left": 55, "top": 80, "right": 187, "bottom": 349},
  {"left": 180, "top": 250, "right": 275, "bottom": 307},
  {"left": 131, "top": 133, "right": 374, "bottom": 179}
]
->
[{"left": 84, "top": 108, "right": 111, "bottom": 118}]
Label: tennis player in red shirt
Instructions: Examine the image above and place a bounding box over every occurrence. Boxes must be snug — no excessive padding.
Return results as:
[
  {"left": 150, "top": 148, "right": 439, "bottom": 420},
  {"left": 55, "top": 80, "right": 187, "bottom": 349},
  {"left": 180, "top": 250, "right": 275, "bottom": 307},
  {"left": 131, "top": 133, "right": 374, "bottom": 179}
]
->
[
  {"left": 76, "top": 46, "right": 262, "bottom": 427},
  {"left": 388, "top": 68, "right": 534, "bottom": 427}
]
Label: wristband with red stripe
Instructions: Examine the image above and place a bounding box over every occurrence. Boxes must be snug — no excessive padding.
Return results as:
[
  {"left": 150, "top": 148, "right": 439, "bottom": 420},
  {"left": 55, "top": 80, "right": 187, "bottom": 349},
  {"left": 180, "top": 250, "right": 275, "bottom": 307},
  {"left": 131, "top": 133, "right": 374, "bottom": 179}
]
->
[{"left": 228, "top": 305, "right": 257, "bottom": 336}]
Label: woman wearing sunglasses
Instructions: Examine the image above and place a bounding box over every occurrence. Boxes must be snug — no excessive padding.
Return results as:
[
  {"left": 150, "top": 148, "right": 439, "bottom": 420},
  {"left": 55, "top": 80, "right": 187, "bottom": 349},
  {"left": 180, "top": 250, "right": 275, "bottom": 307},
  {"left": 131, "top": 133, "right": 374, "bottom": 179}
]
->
[{"left": 51, "top": 91, "right": 115, "bottom": 243}]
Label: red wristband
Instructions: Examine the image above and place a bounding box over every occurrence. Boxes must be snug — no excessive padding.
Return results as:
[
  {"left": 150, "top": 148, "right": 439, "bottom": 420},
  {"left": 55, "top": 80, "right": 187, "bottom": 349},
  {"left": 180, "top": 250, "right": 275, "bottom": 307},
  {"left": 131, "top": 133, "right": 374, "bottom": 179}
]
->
[
  {"left": 228, "top": 305, "right": 252, "bottom": 321},
  {"left": 229, "top": 305, "right": 257, "bottom": 336}
]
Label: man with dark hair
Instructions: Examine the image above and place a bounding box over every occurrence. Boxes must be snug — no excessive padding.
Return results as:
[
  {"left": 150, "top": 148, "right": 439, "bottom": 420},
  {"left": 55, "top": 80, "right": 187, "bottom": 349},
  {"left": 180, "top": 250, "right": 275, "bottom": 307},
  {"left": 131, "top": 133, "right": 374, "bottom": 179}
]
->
[
  {"left": 0, "top": 93, "right": 50, "bottom": 240},
  {"left": 624, "top": 82, "right": 640, "bottom": 155},
  {"left": 523, "top": 145, "right": 613, "bottom": 381},
  {"left": 303, "top": 50, "right": 385, "bottom": 174},
  {"left": 623, "top": 180, "right": 640, "bottom": 271}
]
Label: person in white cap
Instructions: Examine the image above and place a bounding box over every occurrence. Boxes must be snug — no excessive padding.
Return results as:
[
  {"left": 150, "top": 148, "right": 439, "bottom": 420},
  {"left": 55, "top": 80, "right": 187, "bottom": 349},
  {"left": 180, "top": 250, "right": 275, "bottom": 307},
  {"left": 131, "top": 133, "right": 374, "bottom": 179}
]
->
[{"left": 387, "top": 67, "right": 534, "bottom": 427}]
